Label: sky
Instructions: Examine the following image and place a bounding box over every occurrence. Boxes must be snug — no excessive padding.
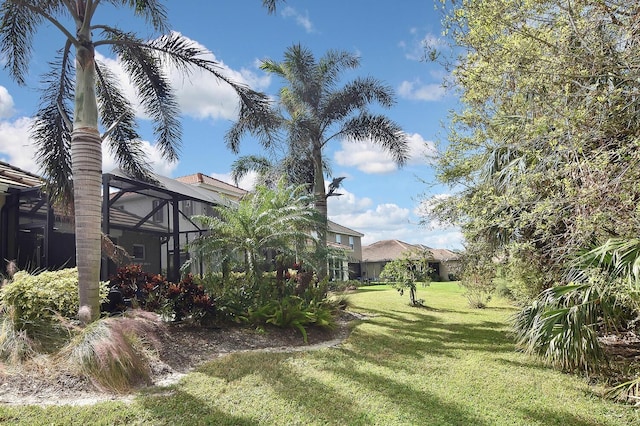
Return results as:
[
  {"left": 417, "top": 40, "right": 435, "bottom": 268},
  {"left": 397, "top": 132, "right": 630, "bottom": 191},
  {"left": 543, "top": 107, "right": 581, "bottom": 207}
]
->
[{"left": 0, "top": 0, "right": 463, "bottom": 249}]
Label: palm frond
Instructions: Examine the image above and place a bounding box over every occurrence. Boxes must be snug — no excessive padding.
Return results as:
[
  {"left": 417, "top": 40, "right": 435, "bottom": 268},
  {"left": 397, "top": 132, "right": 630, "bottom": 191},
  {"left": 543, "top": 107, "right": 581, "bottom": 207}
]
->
[
  {"left": 341, "top": 114, "right": 409, "bottom": 165},
  {"left": 102, "top": 29, "right": 181, "bottom": 162},
  {"left": 230, "top": 155, "right": 273, "bottom": 184},
  {"left": 577, "top": 238, "right": 640, "bottom": 286},
  {"left": 31, "top": 46, "right": 74, "bottom": 205},
  {"left": 512, "top": 283, "right": 609, "bottom": 372},
  {"left": 95, "top": 60, "right": 152, "bottom": 180},
  {"left": 0, "top": 0, "right": 45, "bottom": 85},
  {"left": 317, "top": 49, "right": 359, "bottom": 89}
]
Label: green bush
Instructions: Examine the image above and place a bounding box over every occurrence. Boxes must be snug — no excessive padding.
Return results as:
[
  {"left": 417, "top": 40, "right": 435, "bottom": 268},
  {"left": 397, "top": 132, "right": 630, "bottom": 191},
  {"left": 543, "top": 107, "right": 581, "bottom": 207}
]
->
[
  {"left": 0, "top": 268, "right": 107, "bottom": 331},
  {"left": 248, "top": 295, "right": 335, "bottom": 343}
]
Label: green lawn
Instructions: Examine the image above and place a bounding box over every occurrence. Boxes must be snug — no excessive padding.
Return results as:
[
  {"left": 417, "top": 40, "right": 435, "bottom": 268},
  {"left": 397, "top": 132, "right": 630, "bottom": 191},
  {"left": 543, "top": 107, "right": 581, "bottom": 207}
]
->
[{"left": 2, "top": 283, "right": 638, "bottom": 425}]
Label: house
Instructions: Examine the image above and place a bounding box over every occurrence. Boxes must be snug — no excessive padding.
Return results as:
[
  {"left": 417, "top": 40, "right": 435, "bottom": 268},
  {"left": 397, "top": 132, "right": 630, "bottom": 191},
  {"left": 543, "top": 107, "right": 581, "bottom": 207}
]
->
[
  {"left": 327, "top": 220, "right": 364, "bottom": 281},
  {"left": 361, "top": 239, "right": 460, "bottom": 282},
  {"left": 1, "top": 162, "right": 366, "bottom": 281},
  {"left": 0, "top": 162, "right": 167, "bottom": 274},
  {"left": 106, "top": 169, "right": 364, "bottom": 280}
]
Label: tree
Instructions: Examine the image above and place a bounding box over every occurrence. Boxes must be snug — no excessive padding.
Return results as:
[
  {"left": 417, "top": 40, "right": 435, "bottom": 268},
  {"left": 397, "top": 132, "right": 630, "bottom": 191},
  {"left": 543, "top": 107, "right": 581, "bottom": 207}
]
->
[
  {"left": 0, "top": 0, "right": 278, "bottom": 324},
  {"left": 379, "top": 249, "right": 433, "bottom": 306},
  {"left": 189, "top": 179, "right": 323, "bottom": 289},
  {"left": 427, "top": 0, "right": 640, "bottom": 299},
  {"left": 227, "top": 44, "right": 409, "bottom": 276}
]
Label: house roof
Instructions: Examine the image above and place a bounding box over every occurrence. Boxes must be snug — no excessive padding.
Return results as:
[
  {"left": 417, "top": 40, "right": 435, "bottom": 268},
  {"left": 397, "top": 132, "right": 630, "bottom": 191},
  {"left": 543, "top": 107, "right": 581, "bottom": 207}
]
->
[
  {"left": 176, "top": 173, "right": 247, "bottom": 199},
  {"left": 328, "top": 220, "right": 364, "bottom": 237},
  {"left": 362, "top": 239, "right": 459, "bottom": 263},
  {"left": 105, "top": 169, "right": 235, "bottom": 207},
  {"left": 0, "top": 161, "right": 42, "bottom": 190},
  {"left": 108, "top": 207, "right": 168, "bottom": 233}
]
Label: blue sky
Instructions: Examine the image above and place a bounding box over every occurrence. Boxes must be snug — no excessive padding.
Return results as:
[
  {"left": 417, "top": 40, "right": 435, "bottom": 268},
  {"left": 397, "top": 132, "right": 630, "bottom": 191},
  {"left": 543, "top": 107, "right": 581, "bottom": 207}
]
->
[{"left": 0, "top": 0, "right": 463, "bottom": 249}]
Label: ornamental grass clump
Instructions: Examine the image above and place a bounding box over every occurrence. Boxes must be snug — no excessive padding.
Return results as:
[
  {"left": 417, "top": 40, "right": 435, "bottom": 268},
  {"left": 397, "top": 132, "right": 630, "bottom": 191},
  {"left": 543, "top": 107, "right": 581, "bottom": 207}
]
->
[{"left": 61, "top": 310, "right": 164, "bottom": 393}]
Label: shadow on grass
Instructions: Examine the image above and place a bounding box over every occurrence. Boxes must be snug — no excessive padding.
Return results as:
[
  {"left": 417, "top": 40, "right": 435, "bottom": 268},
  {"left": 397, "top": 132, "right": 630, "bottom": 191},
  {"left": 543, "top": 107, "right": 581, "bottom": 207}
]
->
[
  {"left": 517, "top": 406, "right": 624, "bottom": 426},
  {"left": 194, "top": 352, "right": 378, "bottom": 425},
  {"left": 194, "top": 350, "right": 487, "bottom": 425},
  {"left": 138, "top": 388, "right": 259, "bottom": 426}
]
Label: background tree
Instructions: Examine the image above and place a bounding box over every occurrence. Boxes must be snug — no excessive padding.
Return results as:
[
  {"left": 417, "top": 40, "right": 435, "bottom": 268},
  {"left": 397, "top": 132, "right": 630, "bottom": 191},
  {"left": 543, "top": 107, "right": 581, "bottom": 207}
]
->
[
  {"left": 0, "top": 0, "right": 277, "bottom": 323},
  {"left": 424, "top": 0, "right": 640, "bottom": 386},
  {"left": 227, "top": 44, "right": 409, "bottom": 276},
  {"left": 427, "top": 0, "right": 640, "bottom": 300},
  {"left": 379, "top": 249, "right": 433, "bottom": 306}
]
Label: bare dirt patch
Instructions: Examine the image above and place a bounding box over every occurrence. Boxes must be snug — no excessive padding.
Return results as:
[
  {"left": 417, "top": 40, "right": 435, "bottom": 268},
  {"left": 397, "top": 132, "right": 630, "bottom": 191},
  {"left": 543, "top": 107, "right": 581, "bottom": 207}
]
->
[{"left": 0, "top": 311, "right": 357, "bottom": 407}]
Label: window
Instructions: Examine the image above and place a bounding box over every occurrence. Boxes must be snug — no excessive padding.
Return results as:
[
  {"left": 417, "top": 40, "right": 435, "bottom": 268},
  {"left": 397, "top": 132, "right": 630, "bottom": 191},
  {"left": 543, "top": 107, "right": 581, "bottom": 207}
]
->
[
  {"left": 132, "top": 244, "right": 145, "bottom": 260},
  {"left": 349, "top": 236, "right": 354, "bottom": 249},
  {"left": 181, "top": 200, "right": 194, "bottom": 216},
  {"left": 152, "top": 200, "right": 164, "bottom": 223},
  {"left": 335, "top": 234, "right": 342, "bottom": 244}
]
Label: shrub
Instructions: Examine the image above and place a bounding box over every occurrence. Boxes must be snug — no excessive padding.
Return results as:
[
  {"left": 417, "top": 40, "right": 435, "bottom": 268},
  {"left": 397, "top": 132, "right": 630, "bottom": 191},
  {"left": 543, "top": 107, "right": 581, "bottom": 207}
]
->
[
  {"left": 61, "top": 310, "right": 163, "bottom": 393},
  {"left": 0, "top": 312, "right": 37, "bottom": 363},
  {"left": 106, "top": 266, "right": 215, "bottom": 324},
  {"left": 248, "top": 295, "right": 335, "bottom": 343},
  {"left": 166, "top": 274, "right": 216, "bottom": 323},
  {"left": 0, "top": 268, "right": 107, "bottom": 332}
]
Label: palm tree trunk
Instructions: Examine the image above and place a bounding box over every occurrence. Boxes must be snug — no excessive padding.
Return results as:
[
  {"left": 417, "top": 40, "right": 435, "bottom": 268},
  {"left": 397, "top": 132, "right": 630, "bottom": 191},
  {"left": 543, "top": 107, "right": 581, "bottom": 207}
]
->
[
  {"left": 312, "top": 145, "right": 328, "bottom": 279},
  {"left": 73, "top": 40, "right": 102, "bottom": 324}
]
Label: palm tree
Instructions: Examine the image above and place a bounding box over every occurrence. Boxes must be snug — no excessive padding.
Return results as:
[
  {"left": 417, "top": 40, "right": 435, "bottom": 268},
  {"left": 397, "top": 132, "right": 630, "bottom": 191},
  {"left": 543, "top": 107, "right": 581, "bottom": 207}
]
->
[
  {"left": 228, "top": 44, "right": 409, "bottom": 275},
  {"left": 189, "top": 179, "right": 323, "bottom": 288},
  {"left": 0, "top": 0, "right": 277, "bottom": 324}
]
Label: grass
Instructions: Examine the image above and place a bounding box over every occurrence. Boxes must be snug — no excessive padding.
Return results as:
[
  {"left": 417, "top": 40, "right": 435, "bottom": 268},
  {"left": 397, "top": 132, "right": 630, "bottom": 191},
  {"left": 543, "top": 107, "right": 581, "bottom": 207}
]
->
[{"left": 1, "top": 282, "right": 639, "bottom": 425}]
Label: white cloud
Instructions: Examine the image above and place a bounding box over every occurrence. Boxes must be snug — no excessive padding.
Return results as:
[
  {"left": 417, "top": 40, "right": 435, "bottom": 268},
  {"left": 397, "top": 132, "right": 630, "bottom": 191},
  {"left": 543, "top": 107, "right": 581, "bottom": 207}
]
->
[
  {"left": 102, "top": 140, "right": 178, "bottom": 177},
  {"left": 0, "top": 86, "right": 15, "bottom": 118},
  {"left": 209, "top": 171, "right": 257, "bottom": 191},
  {"left": 406, "top": 133, "right": 437, "bottom": 165},
  {"left": 327, "top": 185, "right": 373, "bottom": 215},
  {"left": 0, "top": 117, "right": 38, "bottom": 173},
  {"left": 398, "top": 79, "right": 446, "bottom": 101},
  {"left": 328, "top": 188, "right": 464, "bottom": 250},
  {"left": 281, "top": 7, "right": 315, "bottom": 33},
  {"left": 400, "top": 31, "right": 446, "bottom": 61},
  {"left": 334, "top": 132, "right": 437, "bottom": 174},
  {"left": 334, "top": 140, "right": 397, "bottom": 174}
]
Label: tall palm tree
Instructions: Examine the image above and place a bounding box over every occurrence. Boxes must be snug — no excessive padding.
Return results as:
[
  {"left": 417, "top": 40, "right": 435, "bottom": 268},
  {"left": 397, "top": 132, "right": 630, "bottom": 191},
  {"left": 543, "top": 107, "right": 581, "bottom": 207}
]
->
[
  {"left": 0, "top": 0, "right": 277, "bottom": 324},
  {"left": 228, "top": 44, "right": 409, "bottom": 275}
]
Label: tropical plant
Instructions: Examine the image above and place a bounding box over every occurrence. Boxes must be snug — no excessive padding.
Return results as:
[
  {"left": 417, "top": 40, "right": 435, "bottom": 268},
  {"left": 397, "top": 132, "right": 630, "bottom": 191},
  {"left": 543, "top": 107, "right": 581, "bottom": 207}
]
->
[
  {"left": 379, "top": 249, "right": 433, "bottom": 306},
  {"left": 0, "top": 0, "right": 278, "bottom": 324},
  {"left": 512, "top": 275, "right": 617, "bottom": 373},
  {"left": 189, "top": 179, "right": 323, "bottom": 289},
  {"left": 247, "top": 295, "right": 335, "bottom": 343},
  {"left": 228, "top": 44, "right": 409, "bottom": 276},
  {"left": 512, "top": 237, "right": 640, "bottom": 376}
]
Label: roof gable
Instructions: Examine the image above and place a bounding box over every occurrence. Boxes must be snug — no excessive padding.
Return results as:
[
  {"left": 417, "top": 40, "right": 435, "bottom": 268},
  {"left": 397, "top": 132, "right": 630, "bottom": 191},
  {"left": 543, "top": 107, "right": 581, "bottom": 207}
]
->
[{"left": 362, "top": 239, "right": 459, "bottom": 262}]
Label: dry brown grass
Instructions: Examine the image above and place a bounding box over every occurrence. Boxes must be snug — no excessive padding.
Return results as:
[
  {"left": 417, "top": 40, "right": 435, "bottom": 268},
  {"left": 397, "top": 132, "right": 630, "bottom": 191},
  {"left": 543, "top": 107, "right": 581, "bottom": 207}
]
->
[{"left": 59, "top": 310, "right": 166, "bottom": 393}]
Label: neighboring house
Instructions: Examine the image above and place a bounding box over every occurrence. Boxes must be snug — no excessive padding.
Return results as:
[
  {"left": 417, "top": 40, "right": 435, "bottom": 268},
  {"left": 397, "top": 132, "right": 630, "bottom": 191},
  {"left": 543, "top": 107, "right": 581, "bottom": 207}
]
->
[
  {"left": 104, "top": 169, "right": 235, "bottom": 280},
  {"left": 175, "top": 173, "right": 247, "bottom": 202},
  {"left": 361, "top": 239, "right": 460, "bottom": 282},
  {"left": 108, "top": 170, "right": 364, "bottom": 280},
  {"left": 327, "top": 220, "right": 364, "bottom": 281}
]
